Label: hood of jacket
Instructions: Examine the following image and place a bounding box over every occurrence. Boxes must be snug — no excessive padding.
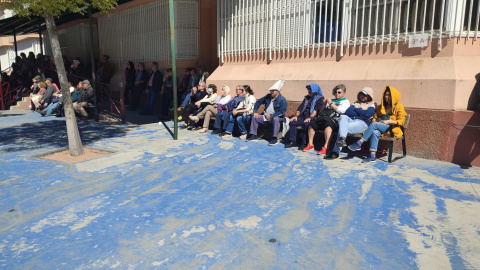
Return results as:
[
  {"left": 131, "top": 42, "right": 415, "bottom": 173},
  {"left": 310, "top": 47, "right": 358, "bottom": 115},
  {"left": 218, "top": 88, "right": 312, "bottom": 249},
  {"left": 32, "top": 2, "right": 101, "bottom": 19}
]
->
[
  {"left": 307, "top": 83, "right": 322, "bottom": 96},
  {"left": 380, "top": 86, "right": 401, "bottom": 114},
  {"left": 354, "top": 87, "right": 375, "bottom": 110}
]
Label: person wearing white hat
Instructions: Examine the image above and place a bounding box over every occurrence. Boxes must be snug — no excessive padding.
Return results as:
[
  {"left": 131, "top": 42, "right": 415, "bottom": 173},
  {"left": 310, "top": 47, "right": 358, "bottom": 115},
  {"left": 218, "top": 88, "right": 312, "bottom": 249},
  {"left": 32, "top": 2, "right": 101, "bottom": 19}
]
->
[
  {"left": 246, "top": 79, "right": 288, "bottom": 145},
  {"left": 325, "top": 87, "right": 376, "bottom": 160}
]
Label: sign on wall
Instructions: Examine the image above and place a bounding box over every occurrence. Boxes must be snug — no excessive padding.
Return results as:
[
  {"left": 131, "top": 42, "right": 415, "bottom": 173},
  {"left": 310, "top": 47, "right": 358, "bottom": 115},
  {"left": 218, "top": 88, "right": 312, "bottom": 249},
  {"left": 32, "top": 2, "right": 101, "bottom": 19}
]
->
[{"left": 408, "top": 33, "right": 429, "bottom": 48}]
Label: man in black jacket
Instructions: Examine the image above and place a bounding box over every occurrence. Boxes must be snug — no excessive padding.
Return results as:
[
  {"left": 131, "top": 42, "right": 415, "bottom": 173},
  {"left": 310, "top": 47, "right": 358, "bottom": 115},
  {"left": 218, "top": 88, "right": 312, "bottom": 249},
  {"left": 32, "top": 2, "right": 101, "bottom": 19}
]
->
[
  {"left": 73, "top": 80, "right": 94, "bottom": 120},
  {"left": 129, "top": 62, "right": 149, "bottom": 111},
  {"left": 140, "top": 62, "right": 163, "bottom": 115}
]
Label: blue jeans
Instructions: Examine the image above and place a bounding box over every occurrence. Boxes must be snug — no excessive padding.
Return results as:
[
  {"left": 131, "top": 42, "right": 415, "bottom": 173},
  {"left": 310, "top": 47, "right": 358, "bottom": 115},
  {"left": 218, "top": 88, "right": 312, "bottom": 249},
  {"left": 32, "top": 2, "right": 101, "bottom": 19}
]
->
[
  {"left": 45, "top": 103, "right": 58, "bottom": 116},
  {"left": 143, "top": 87, "right": 158, "bottom": 114},
  {"left": 180, "top": 92, "right": 191, "bottom": 108},
  {"left": 225, "top": 114, "right": 251, "bottom": 134},
  {"left": 361, "top": 122, "right": 391, "bottom": 151},
  {"left": 214, "top": 110, "right": 231, "bottom": 130},
  {"left": 333, "top": 115, "right": 368, "bottom": 153}
]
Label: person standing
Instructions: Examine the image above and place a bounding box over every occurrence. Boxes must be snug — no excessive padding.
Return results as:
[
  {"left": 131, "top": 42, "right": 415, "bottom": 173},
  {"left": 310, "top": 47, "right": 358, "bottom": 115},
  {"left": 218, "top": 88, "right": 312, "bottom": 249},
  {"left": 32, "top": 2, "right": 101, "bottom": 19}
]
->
[
  {"left": 141, "top": 62, "right": 163, "bottom": 115},
  {"left": 124, "top": 61, "right": 136, "bottom": 105},
  {"left": 101, "top": 55, "right": 114, "bottom": 84},
  {"left": 129, "top": 62, "right": 149, "bottom": 111},
  {"left": 160, "top": 68, "right": 177, "bottom": 120}
]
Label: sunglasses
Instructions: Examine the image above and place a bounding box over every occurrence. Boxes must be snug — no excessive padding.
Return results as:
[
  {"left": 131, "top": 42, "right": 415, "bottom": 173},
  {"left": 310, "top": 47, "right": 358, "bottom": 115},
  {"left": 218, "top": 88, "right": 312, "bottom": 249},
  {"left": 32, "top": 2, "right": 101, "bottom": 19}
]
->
[{"left": 335, "top": 91, "right": 343, "bottom": 94}]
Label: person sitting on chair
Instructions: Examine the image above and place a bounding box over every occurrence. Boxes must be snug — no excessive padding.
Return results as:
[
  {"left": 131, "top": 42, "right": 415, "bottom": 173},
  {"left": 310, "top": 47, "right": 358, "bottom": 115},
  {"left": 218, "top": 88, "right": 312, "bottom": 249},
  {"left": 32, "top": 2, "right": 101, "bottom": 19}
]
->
[
  {"left": 284, "top": 83, "right": 324, "bottom": 149},
  {"left": 246, "top": 79, "right": 288, "bottom": 146},
  {"left": 347, "top": 86, "right": 407, "bottom": 162}
]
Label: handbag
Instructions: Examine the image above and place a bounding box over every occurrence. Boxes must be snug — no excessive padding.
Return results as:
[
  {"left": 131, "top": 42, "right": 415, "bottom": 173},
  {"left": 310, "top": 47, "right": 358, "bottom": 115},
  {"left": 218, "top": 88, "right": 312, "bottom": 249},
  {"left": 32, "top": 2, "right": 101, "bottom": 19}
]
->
[{"left": 316, "top": 107, "right": 340, "bottom": 122}]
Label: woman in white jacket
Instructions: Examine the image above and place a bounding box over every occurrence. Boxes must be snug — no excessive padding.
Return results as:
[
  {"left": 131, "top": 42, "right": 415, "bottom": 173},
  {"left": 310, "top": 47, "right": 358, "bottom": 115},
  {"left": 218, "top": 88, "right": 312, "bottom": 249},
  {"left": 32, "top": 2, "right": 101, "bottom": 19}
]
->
[
  {"left": 221, "top": 85, "right": 256, "bottom": 140},
  {"left": 191, "top": 85, "right": 232, "bottom": 133}
]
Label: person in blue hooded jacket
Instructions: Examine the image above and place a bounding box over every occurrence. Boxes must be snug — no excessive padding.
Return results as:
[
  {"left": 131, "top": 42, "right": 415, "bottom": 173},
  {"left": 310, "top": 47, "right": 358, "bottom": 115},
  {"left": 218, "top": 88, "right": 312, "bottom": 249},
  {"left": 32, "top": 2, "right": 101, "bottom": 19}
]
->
[{"left": 284, "top": 84, "right": 324, "bottom": 149}]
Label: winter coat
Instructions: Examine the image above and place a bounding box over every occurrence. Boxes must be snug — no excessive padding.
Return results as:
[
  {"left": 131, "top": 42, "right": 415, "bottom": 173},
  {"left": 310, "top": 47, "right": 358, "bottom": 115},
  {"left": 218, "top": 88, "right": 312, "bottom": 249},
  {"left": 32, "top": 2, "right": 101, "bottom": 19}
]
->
[{"left": 374, "top": 86, "right": 407, "bottom": 139}]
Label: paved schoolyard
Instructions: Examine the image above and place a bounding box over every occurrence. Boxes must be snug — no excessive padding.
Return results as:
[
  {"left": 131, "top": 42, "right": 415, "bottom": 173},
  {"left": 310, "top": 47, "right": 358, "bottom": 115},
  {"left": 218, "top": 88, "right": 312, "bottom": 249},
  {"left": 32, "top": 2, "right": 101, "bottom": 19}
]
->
[{"left": 1, "top": 110, "right": 479, "bottom": 270}]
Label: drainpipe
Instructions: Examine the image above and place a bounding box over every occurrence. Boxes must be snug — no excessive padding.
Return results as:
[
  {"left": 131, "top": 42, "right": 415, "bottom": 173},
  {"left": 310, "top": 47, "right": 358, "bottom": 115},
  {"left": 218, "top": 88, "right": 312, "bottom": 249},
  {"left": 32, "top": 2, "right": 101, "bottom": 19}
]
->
[
  {"left": 88, "top": 6, "right": 98, "bottom": 122},
  {"left": 38, "top": 24, "right": 44, "bottom": 79},
  {"left": 13, "top": 28, "right": 18, "bottom": 58}
]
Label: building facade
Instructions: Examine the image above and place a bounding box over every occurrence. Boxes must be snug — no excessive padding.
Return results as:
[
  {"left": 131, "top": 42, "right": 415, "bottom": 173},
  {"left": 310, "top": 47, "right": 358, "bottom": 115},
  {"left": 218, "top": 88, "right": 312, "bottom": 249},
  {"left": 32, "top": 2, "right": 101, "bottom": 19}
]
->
[{"left": 208, "top": 0, "right": 480, "bottom": 166}]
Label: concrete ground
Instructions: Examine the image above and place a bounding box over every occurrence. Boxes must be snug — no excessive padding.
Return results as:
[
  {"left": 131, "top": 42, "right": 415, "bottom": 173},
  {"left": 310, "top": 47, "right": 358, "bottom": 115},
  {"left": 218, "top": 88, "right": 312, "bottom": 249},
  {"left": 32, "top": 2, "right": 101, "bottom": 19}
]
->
[{"left": 1, "top": 110, "right": 479, "bottom": 270}]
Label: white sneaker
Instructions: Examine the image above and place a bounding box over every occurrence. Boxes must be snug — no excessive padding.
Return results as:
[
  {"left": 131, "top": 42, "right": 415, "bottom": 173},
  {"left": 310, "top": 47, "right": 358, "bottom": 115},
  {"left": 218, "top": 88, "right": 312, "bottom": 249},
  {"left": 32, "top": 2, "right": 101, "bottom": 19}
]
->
[
  {"left": 199, "top": 128, "right": 208, "bottom": 133},
  {"left": 221, "top": 133, "right": 233, "bottom": 139},
  {"left": 239, "top": 134, "right": 247, "bottom": 140},
  {"left": 189, "top": 115, "right": 199, "bottom": 123}
]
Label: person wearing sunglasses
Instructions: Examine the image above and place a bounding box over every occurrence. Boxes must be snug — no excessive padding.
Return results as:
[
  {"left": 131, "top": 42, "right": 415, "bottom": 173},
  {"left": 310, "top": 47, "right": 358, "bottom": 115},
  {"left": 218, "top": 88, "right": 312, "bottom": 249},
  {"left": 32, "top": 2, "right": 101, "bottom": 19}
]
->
[
  {"left": 303, "top": 84, "right": 350, "bottom": 155},
  {"left": 325, "top": 87, "right": 376, "bottom": 160}
]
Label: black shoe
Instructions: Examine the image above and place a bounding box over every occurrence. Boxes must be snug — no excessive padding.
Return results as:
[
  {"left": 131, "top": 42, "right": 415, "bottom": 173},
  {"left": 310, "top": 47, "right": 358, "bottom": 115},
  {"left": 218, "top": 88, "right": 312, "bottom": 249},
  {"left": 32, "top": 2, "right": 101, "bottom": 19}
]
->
[
  {"left": 246, "top": 135, "right": 258, "bottom": 141},
  {"left": 268, "top": 138, "right": 279, "bottom": 146},
  {"left": 284, "top": 141, "right": 298, "bottom": 148},
  {"left": 336, "top": 137, "right": 346, "bottom": 148},
  {"left": 187, "top": 126, "right": 193, "bottom": 130},
  {"left": 211, "top": 129, "right": 221, "bottom": 135},
  {"left": 324, "top": 152, "right": 339, "bottom": 160}
]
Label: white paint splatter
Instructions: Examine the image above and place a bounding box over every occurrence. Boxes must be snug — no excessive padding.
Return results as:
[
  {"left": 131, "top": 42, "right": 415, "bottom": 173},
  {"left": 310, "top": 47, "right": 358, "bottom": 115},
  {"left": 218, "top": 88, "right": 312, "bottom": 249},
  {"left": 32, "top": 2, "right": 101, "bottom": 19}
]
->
[
  {"left": 157, "top": 239, "right": 165, "bottom": 247},
  {"left": 181, "top": 226, "right": 206, "bottom": 238},
  {"left": 70, "top": 213, "right": 104, "bottom": 231},
  {"left": 208, "top": 224, "right": 216, "bottom": 231},
  {"left": 30, "top": 198, "right": 105, "bottom": 233},
  {"left": 197, "top": 250, "right": 221, "bottom": 259},
  {"left": 152, "top": 258, "right": 169, "bottom": 266},
  {"left": 142, "top": 213, "right": 150, "bottom": 217},
  {"left": 10, "top": 238, "right": 36, "bottom": 255},
  {"left": 50, "top": 180, "right": 62, "bottom": 185},
  {"left": 118, "top": 198, "right": 136, "bottom": 206},
  {"left": 232, "top": 216, "right": 262, "bottom": 230},
  {"left": 170, "top": 233, "right": 176, "bottom": 238},
  {"left": 224, "top": 220, "right": 234, "bottom": 228},
  {"left": 110, "top": 261, "right": 121, "bottom": 268},
  {"left": 300, "top": 228, "right": 311, "bottom": 238},
  {"left": 359, "top": 180, "right": 373, "bottom": 201}
]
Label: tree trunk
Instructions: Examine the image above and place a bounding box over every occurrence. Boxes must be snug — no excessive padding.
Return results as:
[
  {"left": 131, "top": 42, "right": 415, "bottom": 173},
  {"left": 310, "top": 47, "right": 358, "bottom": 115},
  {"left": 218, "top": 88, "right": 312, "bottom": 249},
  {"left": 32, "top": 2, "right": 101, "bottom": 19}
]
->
[{"left": 45, "top": 15, "right": 84, "bottom": 156}]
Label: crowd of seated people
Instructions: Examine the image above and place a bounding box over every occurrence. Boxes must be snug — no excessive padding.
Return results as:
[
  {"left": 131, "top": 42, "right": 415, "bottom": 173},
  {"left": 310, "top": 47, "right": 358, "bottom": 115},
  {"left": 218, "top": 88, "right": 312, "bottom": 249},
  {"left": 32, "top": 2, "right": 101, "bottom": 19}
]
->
[
  {"left": 177, "top": 78, "right": 407, "bottom": 163},
  {"left": 0, "top": 51, "right": 100, "bottom": 120}
]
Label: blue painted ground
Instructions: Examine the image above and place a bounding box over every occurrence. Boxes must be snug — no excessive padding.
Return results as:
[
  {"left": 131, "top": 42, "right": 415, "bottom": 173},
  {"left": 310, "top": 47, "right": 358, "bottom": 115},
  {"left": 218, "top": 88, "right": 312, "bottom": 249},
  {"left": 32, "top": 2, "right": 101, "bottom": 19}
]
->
[{"left": 1, "top": 110, "right": 479, "bottom": 269}]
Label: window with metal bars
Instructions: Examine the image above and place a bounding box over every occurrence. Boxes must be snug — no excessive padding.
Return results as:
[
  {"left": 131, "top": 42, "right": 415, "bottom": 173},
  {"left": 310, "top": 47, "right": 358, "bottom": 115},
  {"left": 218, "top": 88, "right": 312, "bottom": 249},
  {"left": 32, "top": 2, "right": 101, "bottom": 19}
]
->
[
  {"left": 218, "top": 0, "right": 480, "bottom": 61},
  {"left": 98, "top": 0, "right": 199, "bottom": 64}
]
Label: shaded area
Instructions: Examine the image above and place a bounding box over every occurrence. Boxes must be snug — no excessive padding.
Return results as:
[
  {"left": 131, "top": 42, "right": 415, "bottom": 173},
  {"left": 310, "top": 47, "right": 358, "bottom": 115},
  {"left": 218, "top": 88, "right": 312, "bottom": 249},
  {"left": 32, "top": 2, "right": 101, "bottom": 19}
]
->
[{"left": 0, "top": 117, "right": 131, "bottom": 153}]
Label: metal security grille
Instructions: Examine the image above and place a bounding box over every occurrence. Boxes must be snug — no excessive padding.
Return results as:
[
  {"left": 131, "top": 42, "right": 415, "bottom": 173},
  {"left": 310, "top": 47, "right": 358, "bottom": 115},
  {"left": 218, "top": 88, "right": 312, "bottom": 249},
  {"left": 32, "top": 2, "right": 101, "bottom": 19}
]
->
[
  {"left": 218, "top": 0, "right": 480, "bottom": 62},
  {"left": 98, "top": 0, "right": 199, "bottom": 64}
]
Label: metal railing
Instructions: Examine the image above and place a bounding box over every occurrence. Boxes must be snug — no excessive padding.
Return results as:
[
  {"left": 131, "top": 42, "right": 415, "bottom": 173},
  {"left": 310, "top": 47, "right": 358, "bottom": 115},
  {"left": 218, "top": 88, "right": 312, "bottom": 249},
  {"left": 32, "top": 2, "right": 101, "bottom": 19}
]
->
[
  {"left": 96, "top": 81, "right": 126, "bottom": 124},
  {"left": 0, "top": 81, "right": 31, "bottom": 111},
  {"left": 217, "top": 0, "right": 480, "bottom": 61}
]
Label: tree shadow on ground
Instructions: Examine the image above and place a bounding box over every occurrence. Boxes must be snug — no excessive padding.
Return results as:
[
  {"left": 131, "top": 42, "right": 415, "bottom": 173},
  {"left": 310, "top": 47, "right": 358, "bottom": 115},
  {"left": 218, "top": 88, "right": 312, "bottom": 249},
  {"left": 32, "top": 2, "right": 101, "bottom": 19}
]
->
[
  {"left": 0, "top": 113, "right": 26, "bottom": 118},
  {"left": 0, "top": 119, "right": 132, "bottom": 153}
]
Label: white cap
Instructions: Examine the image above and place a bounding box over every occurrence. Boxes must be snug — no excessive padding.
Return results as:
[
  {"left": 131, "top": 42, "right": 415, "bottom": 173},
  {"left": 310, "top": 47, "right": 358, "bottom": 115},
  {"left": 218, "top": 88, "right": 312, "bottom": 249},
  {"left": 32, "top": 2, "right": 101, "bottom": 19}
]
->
[{"left": 268, "top": 79, "right": 285, "bottom": 92}]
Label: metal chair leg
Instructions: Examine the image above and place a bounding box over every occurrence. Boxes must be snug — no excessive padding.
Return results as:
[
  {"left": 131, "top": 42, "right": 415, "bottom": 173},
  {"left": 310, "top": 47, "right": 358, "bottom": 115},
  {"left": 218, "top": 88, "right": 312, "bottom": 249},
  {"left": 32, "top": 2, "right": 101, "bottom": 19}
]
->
[
  {"left": 388, "top": 141, "right": 394, "bottom": 163},
  {"left": 402, "top": 137, "right": 407, "bottom": 157}
]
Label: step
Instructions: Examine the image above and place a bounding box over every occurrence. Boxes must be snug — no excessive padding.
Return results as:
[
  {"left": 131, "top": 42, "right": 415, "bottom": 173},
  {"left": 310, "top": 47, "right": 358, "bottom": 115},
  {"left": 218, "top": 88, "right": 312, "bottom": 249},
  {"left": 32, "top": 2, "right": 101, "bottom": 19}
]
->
[{"left": 10, "top": 96, "right": 32, "bottom": 110}]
